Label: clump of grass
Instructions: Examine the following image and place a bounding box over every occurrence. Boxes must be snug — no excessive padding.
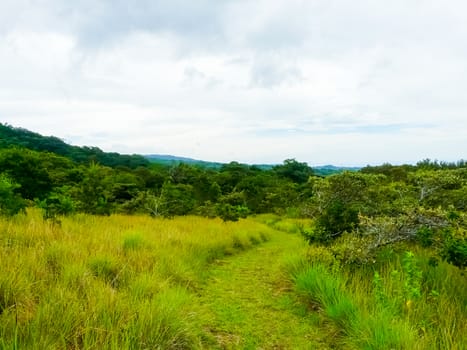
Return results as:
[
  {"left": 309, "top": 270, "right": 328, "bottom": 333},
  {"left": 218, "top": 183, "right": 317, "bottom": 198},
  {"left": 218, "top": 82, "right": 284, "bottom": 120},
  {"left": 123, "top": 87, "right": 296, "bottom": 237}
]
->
[
  {"left": 0, "top": 275, "right": 19, "bottom": 316},
  {"left": 88, "top": 256, "right": 125, "bottom": 288},
  {"left": 123, "top": 287, "right": 199, "bottom": 349},
  {"left": 232, "top": 234, "right": 249, "bottom": 250},
  {"left": 122, "top": 232, "right": 145, "bottom": 252},
  {"left": 294, "top": 263, "right": 357, "bottom": 332},
  {"left": 354, "top": 312, "right": 419, "bottom": 350},
  {"left": 29, "top": 287, "right": 86, "bottom": 349},
  {"left": 292, "top": 262, "right": 421, "bottom": 349},
  {"left": 44, "top": 242, "right": 68, "bottom": 276},
  {"left": 126, "top": 272, "right": 165, "bottom": 301}
]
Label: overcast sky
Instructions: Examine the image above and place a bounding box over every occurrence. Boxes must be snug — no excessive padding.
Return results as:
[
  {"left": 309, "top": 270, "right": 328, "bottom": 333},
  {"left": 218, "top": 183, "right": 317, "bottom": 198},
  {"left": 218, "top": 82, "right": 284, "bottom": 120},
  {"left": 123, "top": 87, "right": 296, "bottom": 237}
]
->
[{"left": 1, "top": 0, "right": 466, "bottom": 166}]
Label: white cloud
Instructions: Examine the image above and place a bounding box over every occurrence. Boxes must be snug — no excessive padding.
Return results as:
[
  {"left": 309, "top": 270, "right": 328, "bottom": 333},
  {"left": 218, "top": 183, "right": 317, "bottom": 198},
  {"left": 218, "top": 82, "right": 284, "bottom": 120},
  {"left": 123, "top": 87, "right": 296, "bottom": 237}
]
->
[{"left": 1, "top": 0, "right": 467, "bottom": 165}]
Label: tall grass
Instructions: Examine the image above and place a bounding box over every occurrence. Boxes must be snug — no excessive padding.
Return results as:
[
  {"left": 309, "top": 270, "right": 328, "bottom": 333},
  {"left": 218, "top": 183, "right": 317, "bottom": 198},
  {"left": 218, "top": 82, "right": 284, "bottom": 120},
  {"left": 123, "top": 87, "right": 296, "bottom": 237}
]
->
[
  {"left": 288, "top": 245, "right": 467, "bottom": 349},
  {"left": 0, "top": 209, "right": 272, "bottom": 349}
]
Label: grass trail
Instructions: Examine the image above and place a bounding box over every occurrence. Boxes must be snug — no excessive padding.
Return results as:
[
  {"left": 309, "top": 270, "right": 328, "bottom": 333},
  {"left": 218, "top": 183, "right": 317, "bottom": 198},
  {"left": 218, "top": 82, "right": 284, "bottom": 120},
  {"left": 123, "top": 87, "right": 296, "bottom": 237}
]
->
[{"left": 195, "top": 230, "right": 335, "bottom": 349}]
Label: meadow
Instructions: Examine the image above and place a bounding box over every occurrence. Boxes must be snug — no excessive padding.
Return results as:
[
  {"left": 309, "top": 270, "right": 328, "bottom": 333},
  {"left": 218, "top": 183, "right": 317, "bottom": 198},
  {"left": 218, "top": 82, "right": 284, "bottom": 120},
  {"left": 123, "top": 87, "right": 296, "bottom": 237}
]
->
[
  {"left": 0, "top": 209, "right": 273, "bottom": 349},
  {"left": 0, "top": 210, "right": 466, "bottom": 349}
]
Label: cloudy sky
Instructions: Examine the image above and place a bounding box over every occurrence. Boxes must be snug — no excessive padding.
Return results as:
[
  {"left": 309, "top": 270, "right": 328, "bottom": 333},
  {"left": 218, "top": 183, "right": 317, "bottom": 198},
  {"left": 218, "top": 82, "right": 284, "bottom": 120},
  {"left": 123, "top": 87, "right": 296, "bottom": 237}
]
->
[{"left": 1, "top": 0, "right": 466, "bottom": 166}]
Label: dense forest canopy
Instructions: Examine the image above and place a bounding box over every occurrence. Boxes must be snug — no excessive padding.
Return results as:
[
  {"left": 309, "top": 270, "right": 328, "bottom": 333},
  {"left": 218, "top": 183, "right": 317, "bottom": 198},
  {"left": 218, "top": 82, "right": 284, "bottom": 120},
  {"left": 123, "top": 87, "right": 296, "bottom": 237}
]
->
[
  {"left": 0, "top": 123, "right": 466, "bottom": 268},
  {"left": 0, "top": 123, "right": 149, "bottom": 168}
]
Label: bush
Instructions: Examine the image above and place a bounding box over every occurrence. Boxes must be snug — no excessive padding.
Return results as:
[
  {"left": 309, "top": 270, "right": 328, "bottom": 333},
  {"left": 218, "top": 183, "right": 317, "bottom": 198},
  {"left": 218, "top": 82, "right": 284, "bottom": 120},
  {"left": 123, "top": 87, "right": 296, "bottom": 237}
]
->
[
  {"left": 216, "top": 204, "right": 249, "bottom": 222},
  {"left": 0, "top": 174, "right": 26, "bottom": 216},
  {"left": 441, "top": 231, "right": 467, "bottom": 269},
  {"left": 37, "top": 188, "right": 75, "bottom": 221},
  {"left": 305, "top": 245, "right": 340, "bottom": 271},
  {"left": 317, "top": 200, "right": 359, "bottom": 238},
  {"left": 299, "top": 222, "right": 330, "bottom": 244}
]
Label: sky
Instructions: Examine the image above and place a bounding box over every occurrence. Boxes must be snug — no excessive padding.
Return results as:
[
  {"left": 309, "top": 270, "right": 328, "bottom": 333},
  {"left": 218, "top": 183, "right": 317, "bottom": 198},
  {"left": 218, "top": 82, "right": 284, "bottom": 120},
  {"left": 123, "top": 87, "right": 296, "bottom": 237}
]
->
[{"left": 1, "top": 0, "right": 466, "bottom": 166}]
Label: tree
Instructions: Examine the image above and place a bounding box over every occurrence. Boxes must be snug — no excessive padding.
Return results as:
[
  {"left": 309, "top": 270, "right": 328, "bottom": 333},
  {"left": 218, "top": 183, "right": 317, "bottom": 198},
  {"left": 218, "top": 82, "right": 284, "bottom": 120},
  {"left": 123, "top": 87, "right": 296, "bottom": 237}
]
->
[
  {"left": 273, "top": 159, "right": 314, "bottom": 184},
  {"left": 0, "top": 148, "right": 53, "bottom": 200},
  {"left": 74, "top": 163, "right": 114, "bottom": 215},
  {"left": 0, "top": 174, "right": 26, "bottom": 216}
]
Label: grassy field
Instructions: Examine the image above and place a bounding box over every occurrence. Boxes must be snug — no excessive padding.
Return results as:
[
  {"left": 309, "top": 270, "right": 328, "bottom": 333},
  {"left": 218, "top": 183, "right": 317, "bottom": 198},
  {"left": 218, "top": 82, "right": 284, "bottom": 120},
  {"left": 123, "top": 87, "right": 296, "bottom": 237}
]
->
[
  {"left": 0, "top": 210, "right": 276, "bottom": 349},
  {"left": 1, "top": 211, "right": 465, "bottom": 349}
]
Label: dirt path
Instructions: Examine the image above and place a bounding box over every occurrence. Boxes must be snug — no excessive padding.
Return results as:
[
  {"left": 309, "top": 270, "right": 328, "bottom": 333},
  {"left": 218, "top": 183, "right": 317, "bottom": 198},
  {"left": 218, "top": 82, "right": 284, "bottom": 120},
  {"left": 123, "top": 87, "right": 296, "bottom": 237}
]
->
[{"left": 195, "top": 231, "right": 333, "bottom": 349}]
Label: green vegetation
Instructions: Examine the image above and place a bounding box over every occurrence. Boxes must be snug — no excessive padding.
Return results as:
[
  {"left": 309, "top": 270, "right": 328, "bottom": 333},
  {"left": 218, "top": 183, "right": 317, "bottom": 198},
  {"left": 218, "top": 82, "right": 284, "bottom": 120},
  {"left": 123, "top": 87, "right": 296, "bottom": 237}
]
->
[
  {"left": 0, "top": 123, "right": 319, "bottom": 220},
  {"left": 0, "top": 210, "right": 276, "bottom": 349},
  {"left": 0, "top": 123, "right": 466, "bottom": 348}
]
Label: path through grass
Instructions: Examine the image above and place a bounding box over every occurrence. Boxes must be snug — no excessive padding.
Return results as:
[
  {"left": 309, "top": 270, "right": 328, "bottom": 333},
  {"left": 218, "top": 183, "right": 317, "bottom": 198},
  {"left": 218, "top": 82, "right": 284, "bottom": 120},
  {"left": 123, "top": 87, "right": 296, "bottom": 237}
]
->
[{"left": 195, "top": 229, "right": 334, "bottom": 349}]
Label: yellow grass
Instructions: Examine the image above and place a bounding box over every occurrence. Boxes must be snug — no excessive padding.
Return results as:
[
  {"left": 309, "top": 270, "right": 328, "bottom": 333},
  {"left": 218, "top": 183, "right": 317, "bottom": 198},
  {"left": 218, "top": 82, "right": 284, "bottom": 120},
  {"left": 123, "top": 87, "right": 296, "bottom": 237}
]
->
[{"left": 0, "top": 209, "right": 272, "bottom": 349}]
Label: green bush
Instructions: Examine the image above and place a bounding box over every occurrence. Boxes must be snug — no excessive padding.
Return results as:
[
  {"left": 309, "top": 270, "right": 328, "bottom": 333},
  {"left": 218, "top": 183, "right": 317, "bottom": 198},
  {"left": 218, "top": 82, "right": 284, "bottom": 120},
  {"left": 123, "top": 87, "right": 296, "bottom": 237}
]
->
[
  {"left": 441, "top": 234, "right": 467, "bottom": 269},
  {"left": 0, "top": 174, "right": 26, "bottom": 216},
  {"left": 216, "top": 204, "right": 249, "bottom": 222},
  {"left": 37, "top": 188, "right": 75, "bottom": 221}
]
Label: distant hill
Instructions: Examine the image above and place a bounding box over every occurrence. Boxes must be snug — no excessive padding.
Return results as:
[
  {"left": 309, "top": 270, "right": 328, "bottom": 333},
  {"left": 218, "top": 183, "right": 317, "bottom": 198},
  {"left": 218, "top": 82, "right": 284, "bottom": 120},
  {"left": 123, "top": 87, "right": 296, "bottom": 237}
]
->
[
  {"left": 0, "top": 123, "right": 360, "bottom": 174},
  {"left": 145, "top": 154, "right": 359, "bottom": 175},
  {"left": 145, "top": 154, "right": 224, "bottom": 169},
  {"left": 0, "top": 123, "right": 149, "bottom": 169},
  {"left": 313, "top": 165, "right": 361, "bottom": 176}
]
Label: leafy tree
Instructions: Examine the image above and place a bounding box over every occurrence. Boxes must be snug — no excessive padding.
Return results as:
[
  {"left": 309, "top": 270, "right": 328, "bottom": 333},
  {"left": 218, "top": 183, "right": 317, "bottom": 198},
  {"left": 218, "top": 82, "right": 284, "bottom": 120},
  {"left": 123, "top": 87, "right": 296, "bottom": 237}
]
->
[
  {"left": 74, "top": 163, "right": 114, "bottom": 215},
  {"left": 273, "top": 159, "right": 314, "bottom": 184},
  {"left": 0, "top": 173, "right": 26, "bottom": 216},
  {"left": 37, "top": 187, "right": 75, "bottom": 221},
  {"left": 217, "top": 162, "right": 254, "bottom": 193},
  {"left": 0, "top": 148, "right": 53, "bottom": 199},
  {"left": 158, "top": 182, "right": 196, "bottom": 217}
]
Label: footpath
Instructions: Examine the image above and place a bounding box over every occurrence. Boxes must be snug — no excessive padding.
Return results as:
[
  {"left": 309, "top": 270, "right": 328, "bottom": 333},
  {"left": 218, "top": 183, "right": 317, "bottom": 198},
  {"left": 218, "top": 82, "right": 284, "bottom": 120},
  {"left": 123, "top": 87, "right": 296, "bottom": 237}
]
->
[{"left": 195, "top": 230, "right": 334, "bottom": 349}]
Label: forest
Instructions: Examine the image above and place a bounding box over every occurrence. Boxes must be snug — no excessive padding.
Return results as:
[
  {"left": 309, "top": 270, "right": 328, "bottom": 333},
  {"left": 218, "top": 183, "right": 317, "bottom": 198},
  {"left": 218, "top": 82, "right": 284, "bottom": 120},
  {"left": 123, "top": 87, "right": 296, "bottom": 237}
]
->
[
  {"left": 1, "top": 122, "right": 466, "bottom": 268},
  {"left": 0, "top": 122, "right": 466, "bottom": 349}
]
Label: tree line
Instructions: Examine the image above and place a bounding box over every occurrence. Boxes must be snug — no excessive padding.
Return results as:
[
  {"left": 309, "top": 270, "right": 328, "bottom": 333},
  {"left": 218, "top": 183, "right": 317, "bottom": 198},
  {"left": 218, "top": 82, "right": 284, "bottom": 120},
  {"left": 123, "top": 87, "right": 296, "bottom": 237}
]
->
[
  {"left": 0, "top": 144, "right": 314, "bottom": 220},
  {"left": 0, "top": 123, "right": 465, "bottom": 268}
]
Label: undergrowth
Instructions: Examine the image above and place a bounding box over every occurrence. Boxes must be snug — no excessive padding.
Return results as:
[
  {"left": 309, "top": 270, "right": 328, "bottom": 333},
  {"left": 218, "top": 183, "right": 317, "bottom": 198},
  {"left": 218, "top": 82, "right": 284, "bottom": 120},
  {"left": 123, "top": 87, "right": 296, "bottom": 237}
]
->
[{"left": 288, "top": 244, "right": 467, "bottom": 349}]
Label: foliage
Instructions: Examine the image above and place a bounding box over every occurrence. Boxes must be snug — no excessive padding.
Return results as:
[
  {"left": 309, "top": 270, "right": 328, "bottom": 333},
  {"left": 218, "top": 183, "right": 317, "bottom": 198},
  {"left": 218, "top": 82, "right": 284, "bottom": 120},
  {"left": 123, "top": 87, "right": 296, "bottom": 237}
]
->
[
  {"left": 0, "top": 123, "right": 149, "bottom": 168},
  {"left": 273, "top": 158, "right": 314, "bottom": 184},
  {"left": 0, "top": 173, "right": 26, "bottom": 216},
  {"left": 74, "top": 163, "right": 115, "bottom": 215},
  {"left": 441, "top": 228, "right": 467, "bottom": 269},
  {"left": 290, "top": 251, "right": 466, "bottom": 349},
  {"left": 1, "top": 123, "right": 467, "bottom": 271},
  {"left": 216, "top": 203, "right": 249, "bottom": 222},
  {"left": 36, "top": 188, "right": 75, "bottom": 221}
]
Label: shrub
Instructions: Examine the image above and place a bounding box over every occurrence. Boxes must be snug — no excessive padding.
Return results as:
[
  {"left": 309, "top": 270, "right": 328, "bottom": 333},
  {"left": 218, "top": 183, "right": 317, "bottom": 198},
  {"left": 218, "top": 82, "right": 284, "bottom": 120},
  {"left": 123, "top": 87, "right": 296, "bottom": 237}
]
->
[
  {"left": 216, "top": 204, "right": 249, "bottom": 222},
  {"left": 0, "top": 174, "right": 26, "bottom": 217},
  {"left": 37, "top": 189, "right": 75, "bottom": 222},
  {"left": 305, "top": 245, "right": 340, "bottom": 272},
  {"left": 317, "top": 200, "right": 360, "bottom": 238},
  {"left": 441, "top": 232, "right": 467, "bottom": 269}
]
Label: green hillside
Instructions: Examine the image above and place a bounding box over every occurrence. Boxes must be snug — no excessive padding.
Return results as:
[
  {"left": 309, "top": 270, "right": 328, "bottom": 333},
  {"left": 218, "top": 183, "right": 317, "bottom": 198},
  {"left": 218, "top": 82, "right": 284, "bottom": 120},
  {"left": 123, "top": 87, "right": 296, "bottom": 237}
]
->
[{"left": 0, "top": 123, "right": 148, "bottom": 169}]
